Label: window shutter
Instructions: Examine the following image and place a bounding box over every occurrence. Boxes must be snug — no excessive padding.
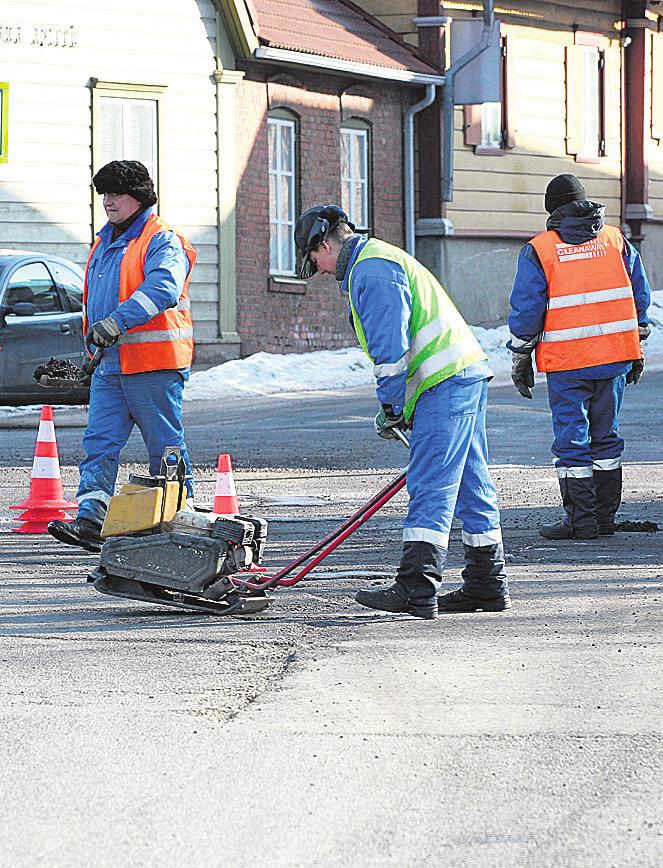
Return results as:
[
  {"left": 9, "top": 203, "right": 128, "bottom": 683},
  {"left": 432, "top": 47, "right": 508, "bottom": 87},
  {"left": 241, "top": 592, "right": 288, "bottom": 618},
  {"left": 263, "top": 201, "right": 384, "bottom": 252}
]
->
[
  {"left": 463, "top": 105, "right": 481, "bottom": 146},
  {"left": 99, "top": 98, "right": 123, "bottom": 166},
  {"left": 127, "top": 100, "right": 157, "bottom": 182},
  {"left": 652, "top": 32, "right": 663, "bottom": 141},
  {"left": 565, "top": 44, "right": 584, "bottom": 156},
  {"left": 502, "top": 35, "right": 517, "bottom": 148}
]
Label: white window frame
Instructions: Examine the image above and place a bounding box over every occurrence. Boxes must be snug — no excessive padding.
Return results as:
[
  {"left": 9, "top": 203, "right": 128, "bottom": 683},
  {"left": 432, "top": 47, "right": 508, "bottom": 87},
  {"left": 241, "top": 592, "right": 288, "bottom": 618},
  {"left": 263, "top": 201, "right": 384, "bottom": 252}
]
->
[
  {"left": 268, "top": 114, "right": 297, "bottom": 276},
  {"left": 91, "top": 80, "right": 165, "bottom": 233},
  {"left": 340, "top": 124, "right": 370, "bottom": 231}
]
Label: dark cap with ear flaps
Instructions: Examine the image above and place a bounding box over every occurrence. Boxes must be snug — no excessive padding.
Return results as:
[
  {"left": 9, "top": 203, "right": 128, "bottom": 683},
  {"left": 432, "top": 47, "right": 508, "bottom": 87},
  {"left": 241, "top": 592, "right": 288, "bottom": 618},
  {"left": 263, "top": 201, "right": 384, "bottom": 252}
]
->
[{"left": 294, "top": 204, "right": 354, "bottom": 278}]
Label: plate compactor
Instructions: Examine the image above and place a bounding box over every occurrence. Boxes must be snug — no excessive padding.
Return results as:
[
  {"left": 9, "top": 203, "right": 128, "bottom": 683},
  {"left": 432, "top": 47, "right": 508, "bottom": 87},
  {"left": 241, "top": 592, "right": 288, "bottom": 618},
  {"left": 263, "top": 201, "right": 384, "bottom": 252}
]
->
[
  {"left": 87, "top": 436, "right": 409, "bottom": 617},
  {"left": 88, "top": 448, "right": 272, "bottom": 616}
]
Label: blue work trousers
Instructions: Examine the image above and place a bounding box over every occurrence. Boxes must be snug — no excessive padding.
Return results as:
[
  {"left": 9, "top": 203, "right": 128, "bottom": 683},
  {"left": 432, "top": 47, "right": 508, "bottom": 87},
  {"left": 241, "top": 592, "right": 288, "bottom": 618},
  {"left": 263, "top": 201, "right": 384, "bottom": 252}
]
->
[
  {"left": 546, "top": 373, "right": 626, "bottom": 468},
  {"left": 77, "top": 369, "right": 194, "bottom": 525},
  {"left": 405, "top": 374, "right": 502, "bottom": 549}
]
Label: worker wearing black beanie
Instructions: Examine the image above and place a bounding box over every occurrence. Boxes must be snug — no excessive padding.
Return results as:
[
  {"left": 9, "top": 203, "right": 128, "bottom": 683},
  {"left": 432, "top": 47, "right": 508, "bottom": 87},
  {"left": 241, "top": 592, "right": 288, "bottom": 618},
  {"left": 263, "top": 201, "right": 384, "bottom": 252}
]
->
[{"left": 507, "top": 173, "right": 652, "bottom": 544}]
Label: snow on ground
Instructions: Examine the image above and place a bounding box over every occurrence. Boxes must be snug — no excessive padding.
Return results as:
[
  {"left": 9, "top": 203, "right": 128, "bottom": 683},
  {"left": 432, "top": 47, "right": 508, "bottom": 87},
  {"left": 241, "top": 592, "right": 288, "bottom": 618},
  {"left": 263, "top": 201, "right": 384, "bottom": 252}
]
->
[{"left": 2, "top": 290, "right": 662, "bottom": 418}]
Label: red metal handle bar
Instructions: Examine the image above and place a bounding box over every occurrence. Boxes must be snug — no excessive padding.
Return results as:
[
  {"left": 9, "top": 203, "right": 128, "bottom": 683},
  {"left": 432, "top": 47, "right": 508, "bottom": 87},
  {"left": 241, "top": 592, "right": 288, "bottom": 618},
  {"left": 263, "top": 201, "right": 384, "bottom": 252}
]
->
[
  {"left": 276, "top": 473, "right": 407, "bottom": 586},
  {"left": 231, "top": 469, "right": 408, "bottom": 591}
]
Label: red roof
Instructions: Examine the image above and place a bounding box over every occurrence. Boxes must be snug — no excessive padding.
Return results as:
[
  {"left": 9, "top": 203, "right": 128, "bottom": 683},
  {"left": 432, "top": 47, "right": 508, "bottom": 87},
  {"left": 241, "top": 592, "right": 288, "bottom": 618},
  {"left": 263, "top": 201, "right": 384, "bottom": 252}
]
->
[{"left": 251, "top": 0, "right": 439, "bottom": 77}]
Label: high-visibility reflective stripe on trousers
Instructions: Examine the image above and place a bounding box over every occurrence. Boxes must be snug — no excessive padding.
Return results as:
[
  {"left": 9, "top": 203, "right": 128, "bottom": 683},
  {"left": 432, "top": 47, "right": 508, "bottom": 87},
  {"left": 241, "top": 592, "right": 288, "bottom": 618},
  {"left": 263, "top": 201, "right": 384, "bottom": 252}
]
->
[
  {"left": 555, "top": 465, "right": 593, "bottom": 478},
  {"left": 461, "top": 527, "right": 503, "bottom": 547},
  {"left": 593, "top": 458, "right": 621, "bottom": 470},
  {"left": 403, "top": 527, "right": 450, "bottom": 547}
]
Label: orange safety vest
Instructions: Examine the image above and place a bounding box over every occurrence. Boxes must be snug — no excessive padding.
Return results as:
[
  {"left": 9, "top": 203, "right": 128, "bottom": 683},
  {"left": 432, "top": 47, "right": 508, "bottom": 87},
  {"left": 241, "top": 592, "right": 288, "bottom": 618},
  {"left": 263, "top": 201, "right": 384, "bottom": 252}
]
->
[
  {"left": 84, "top": 213, "right": 197, "bottom": 374},
  {"left": 530, "top": 225, "right": 641, "bottom": 373}
]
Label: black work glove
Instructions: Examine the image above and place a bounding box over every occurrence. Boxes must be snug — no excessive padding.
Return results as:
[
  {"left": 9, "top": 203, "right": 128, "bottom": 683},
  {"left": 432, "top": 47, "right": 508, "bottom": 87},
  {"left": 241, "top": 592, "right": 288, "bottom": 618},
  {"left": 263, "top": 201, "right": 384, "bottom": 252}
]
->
[
  {"left": 76, "top": 357, "right": 94, "bottom": 387},
  {"left": 511, "top": 351, "right": 535, "bottom": 399},
  {"left": 626, "top": 357, "right": 644, "bottom": 385},
  {"left": 639, "top": 324, "right": 651, "bottom": 341},
  {"left": 374, "top": 404, "right": 406, "bottom": 440},
  {"left": 86, "top": 315, "right": 121, "bottom": 348}
]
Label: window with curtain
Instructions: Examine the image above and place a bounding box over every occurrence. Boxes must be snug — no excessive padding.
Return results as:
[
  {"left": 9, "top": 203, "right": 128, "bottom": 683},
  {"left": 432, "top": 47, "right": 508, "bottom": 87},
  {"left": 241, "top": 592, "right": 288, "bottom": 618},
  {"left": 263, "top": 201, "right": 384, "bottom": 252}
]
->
[
  {"left": 340, "top": 124, "right": 370, "bottom": 231},
  {"left": 268, "top": 114, "right": 297, "bottom": 276}
]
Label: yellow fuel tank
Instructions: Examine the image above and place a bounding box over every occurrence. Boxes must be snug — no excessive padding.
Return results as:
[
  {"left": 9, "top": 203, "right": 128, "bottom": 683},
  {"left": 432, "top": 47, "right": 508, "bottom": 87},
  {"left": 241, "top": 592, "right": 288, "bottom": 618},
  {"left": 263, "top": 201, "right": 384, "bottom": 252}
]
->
[{"left": 101, "top": 479, "right": 182, "bottom": 538}]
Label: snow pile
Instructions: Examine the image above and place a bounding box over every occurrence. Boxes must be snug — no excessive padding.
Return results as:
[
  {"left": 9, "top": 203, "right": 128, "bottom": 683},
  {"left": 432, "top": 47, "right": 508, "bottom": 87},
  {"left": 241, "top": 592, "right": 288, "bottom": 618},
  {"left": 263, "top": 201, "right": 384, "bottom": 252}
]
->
[{"left": 184, "top": 346, "right": 374, "bottom": 400}]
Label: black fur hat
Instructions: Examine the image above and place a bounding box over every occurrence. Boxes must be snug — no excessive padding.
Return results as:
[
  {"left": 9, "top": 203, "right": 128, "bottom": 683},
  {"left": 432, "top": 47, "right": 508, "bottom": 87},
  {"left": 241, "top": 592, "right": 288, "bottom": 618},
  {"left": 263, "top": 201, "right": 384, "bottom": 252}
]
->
[{"left": 93, "top": 160, "right": 157, "bottom": 208}]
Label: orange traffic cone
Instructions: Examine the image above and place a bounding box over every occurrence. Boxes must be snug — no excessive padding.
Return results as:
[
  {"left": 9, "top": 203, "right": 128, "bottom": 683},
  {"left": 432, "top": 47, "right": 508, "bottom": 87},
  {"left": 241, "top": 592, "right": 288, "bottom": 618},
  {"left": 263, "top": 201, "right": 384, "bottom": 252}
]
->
[
  {"left": 213, "top": 453, "right": 239, "bottom": 515},
  {"left": 10, "top": 405, "right": 78, "bottom": 533}
]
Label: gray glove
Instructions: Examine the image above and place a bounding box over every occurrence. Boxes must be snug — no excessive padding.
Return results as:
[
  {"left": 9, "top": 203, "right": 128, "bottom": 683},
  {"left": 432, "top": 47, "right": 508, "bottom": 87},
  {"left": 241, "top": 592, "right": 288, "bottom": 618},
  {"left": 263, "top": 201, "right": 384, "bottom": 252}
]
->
[
  {"left": 511, "top": 352, "right": 535, "bottom": 399},
  {"left": 86, "top": 315, "right": 122, "bottom": 348}
]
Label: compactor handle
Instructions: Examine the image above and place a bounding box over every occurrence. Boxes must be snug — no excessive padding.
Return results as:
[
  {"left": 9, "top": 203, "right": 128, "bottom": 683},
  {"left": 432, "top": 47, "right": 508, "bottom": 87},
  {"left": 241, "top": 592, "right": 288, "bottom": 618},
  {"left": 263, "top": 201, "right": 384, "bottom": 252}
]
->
[{"left": 392, "top": 428, "right": 410, "bottom": 448}]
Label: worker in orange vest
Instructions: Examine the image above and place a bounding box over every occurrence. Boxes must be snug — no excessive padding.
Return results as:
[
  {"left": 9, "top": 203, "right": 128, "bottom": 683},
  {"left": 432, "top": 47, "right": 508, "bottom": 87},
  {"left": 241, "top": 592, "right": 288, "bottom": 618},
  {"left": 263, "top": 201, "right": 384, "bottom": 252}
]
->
[
  {"left": 508, "top": 174, "right": 651, "bottom": 540},
  {"left": 48, "top": 161, "right": 196, "bottom": 552}
]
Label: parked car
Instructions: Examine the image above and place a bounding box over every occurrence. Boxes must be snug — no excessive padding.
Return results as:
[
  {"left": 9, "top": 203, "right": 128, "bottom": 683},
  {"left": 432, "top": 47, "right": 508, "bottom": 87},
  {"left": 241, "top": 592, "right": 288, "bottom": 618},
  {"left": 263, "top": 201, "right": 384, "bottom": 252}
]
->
[{"left": 0, "top": 249, "right": 88, "bottom": 405}]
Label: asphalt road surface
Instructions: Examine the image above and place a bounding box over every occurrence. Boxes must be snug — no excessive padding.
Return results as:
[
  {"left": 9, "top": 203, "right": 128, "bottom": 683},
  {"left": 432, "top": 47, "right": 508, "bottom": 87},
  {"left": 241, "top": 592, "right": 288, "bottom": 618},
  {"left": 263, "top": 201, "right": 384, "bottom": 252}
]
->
[
  {"left": 0, "top": 371, "right": 661, "bottom": 867},
  {"left": 1, "top": 371, "right": 661, "bottom": 471}
]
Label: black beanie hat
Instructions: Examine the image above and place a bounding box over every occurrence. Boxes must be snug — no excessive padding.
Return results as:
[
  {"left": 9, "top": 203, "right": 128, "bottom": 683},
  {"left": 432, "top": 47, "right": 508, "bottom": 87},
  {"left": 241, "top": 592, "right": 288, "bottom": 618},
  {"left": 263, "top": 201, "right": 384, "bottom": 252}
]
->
[
  {"left": 93, "top": 160, "right": 157, "bottom": 208},
  {"left": 544, "top": 173, "right": 586, "bottom": 214}
]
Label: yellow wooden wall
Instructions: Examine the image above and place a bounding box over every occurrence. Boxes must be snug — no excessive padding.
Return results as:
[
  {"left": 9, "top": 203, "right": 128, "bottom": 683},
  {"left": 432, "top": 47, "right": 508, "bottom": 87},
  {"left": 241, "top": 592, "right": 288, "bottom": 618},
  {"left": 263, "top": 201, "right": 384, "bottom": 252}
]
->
[{"left": 449, "top": 23, "right": 622, "bottom": 234}]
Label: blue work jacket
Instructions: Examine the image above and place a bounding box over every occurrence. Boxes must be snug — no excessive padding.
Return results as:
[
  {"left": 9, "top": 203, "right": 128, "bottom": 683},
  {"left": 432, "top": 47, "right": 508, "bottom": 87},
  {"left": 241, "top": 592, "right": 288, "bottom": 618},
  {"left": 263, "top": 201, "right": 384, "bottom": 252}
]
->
[{"left": 86, "top": 207, "right": 190, "bottom": 373}]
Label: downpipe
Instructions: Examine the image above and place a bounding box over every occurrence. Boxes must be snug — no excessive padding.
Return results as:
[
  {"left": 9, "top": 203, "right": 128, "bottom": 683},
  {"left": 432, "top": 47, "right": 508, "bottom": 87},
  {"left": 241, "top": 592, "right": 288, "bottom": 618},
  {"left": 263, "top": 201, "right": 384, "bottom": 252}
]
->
[{"left": 404, "top": 83, "right": 437, "bottom": 255}]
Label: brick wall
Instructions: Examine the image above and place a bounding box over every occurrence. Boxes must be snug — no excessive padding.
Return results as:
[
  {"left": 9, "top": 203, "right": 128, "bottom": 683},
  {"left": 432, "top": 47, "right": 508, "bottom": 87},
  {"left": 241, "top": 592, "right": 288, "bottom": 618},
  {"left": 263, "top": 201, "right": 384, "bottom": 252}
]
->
[{"left": 234, "top": 64, "right": 413, "bottom": 356}]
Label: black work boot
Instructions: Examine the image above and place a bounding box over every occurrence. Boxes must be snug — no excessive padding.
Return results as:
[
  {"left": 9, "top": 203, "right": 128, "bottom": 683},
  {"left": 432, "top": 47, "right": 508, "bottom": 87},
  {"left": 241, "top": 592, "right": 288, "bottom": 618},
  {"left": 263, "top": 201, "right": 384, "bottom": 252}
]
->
[
  {"left": 438, "top": 541, "right": 511, "bottom": 613},
  {"left": 355, "top": 581, "right": 437, "bottom": 619},
  {"left": 593, "top": 467, "right": 622, "bottom": 535},
  {"left": 438, "top": 588, "right": 512, "bottom": 613},
  {"left": 355, "top": 541, "right": 445, "bottom": 620},
  {"left": 48, "top": 517, "right": 103, "bottom": 553},
  {"left": 540, "top": 474, "right": 598, "bottom": 540}
]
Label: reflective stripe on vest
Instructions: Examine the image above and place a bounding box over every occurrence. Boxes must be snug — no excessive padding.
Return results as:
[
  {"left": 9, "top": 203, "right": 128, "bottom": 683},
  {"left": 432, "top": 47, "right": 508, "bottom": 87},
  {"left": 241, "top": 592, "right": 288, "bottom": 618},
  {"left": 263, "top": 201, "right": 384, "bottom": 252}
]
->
[
  {"left": 83, "top": 214, "right": 196, "bottom": 374},
  {"left": 348, "top": 238, "right": 486, "bottom": 422},
  {"left": 531, "top": 225, "right": 640, "bottom": 372}
]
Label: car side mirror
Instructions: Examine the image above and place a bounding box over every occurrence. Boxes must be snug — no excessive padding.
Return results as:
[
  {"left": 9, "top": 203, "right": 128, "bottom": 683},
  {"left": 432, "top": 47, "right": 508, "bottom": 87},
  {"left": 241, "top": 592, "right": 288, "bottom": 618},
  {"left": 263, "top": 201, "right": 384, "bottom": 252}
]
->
[{"left": 9, "top": 301, "right": 38, "bottom": 317}]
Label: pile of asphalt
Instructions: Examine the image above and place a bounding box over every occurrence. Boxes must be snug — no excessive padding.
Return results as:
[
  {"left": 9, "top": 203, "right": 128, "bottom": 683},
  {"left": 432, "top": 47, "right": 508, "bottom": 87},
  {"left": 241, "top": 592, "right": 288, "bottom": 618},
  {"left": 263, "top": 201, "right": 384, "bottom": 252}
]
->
[
  {"left": 33, "top": 357, "right": 82, "bottom": 382},
  {"left": 614, "top": 519, "right": 659, "bottom": 533}
]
